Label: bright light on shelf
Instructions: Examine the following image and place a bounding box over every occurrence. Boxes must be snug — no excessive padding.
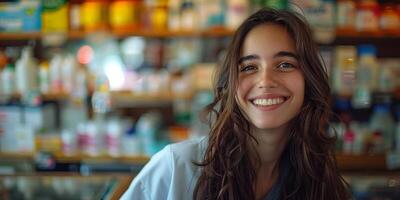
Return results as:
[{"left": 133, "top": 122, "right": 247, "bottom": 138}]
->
[{"left": 104, "top": 55, "right": 125, "bottom": 90}]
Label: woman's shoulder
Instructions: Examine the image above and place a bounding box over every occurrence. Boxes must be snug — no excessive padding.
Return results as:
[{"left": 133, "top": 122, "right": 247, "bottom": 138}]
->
[
  {"left": 168, "top": 136, "right": 208, "bottom": 163},
  {"left": 120, "top": 136, "right": 208, "bottom": 200}
]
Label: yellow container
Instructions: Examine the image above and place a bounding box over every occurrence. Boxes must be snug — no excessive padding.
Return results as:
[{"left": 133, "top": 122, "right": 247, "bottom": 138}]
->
[
  {"left": 150, "top": 5, "right": 168, "bottom": 30},
  {"left": 41, "top": 0, "right": 68, "bottom": 33},
  {"left": 110, "top": 1, "right": 141, "bottom": 30},
  {"left": 81, "top": 1, "right": 108, "bottom": 31}
]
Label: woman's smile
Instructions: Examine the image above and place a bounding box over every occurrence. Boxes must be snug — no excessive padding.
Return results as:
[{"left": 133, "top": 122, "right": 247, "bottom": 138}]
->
[{"left": 250, "top": 95, "right": 289, "bottom": 111}]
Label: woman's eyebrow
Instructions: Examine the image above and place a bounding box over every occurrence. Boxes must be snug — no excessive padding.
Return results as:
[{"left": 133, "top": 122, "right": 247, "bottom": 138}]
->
[
  {"left": 238, "top": 54, "right": 259, "bottom": 64},
  {"left": 273, "top": 51, "right": 299, "bottom": 60}
]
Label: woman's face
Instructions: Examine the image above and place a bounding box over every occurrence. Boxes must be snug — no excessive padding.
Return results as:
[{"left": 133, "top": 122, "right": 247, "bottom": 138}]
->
[{"left": 236, "top": 24, "right": 304, "bottom": 131}]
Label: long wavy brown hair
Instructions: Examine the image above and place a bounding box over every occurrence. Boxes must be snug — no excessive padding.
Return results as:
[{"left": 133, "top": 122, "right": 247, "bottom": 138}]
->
[{"left": 193, "top": 8, "right": 350, "bottom": 200}]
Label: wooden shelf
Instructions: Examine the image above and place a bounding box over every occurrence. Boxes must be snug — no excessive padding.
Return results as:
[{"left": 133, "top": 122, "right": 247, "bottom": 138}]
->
[
  {"left": 110, "top": 91, "right": 193, "bottom": 108},
  {"left": 0, "top": 152, "right": 149, "bottom": 164},
  {"left": 336, "top": 28, "right": 400, "bottom": 38},
  {"left": 336, "top": 154, "right": 387, "bottom": 171},
  {"left": 41, "top": 92, "right": 69, "bottom": 101},
  {"left": 0, "top": 32, "right": 42, "bottom": 40},
  {"left": 1, "top": 91, "right": 194, "bottom": 107},
  {"left": 52, "top": 152, "right": 149, "bottom": 164},
  {"left": 0, "top": 151, "right": 389, "bottom": 171},
  {"left": 0, "top": 92, "right": 69, "bottom": 101},
  {"left": 0, "top": 28, "right": 234, "bottom": 40},
  {"left": 2, "top": 28, "right": 400, "bottom": 41},
  {"left": 0, "top": 152, "right": 35, "bottom": 160}
]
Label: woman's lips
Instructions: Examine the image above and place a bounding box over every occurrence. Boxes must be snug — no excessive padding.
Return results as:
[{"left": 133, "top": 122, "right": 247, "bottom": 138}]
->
[{"left": 250, "top": 96, "right": 289, "bottom": 111}]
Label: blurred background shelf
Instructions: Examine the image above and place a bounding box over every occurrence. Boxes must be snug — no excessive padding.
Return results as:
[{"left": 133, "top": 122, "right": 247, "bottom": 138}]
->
[
  {"left": 1, "top": 0, "right": 400, "bottom": 199},
  {"left": 0, "top": 28, "right": 235, "bottom": 41},
  {"left": 0, "top": 152, "right": 35, "bottom": 160},
  {"left": 110, "top": 91, "right": 193, "bottom": 108},
  {"left": 0, "top": 92, "right": 70, "bottom": 102},
  {"left": 0, "top": 152, "right": 394, "bottom": 172},
  {"left": 335, "top": 29, "right": 400, "bottom": 38},
  {"left": 1, "top": 28, "right": 399, "bottom": 41},
  {"left": 0, "top": 32, "right": 42, "bottom": 40},
  {"left": 0, "top": 152, "right": 149, "bottom": 164},
  {"left": 336, "top": 154, "right": 387, "bottom": 171}
]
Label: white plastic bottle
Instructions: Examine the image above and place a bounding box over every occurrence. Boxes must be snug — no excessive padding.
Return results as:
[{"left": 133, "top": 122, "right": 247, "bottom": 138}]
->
[
  {"left": 15, "top": 47, "right": 38, "bottom": 94},
  {"left": 38, "top": 62, "right": 50, "bottom": 94},
  {"left": 378, "top": 60, "right": 394, "bottom": 93},
  {"left": 370, "top": 104, "right": 395, "bottom": 151},
  {"left": 332, "top": 46, "right": 357, "bottom": 96},
  {"left": 1, "top": 64, "right": 15, "bottom": 96},
  {"left": 105, "top": 119, "right": 122, "bottom": 157},
  {"left": 352, "top": 44, "right": 379, "bottom": 109},
  {"left": 62, "top": 54, "right": 77, "bottom": 94},
  {"left": 49, "top": 54, "right": 63, "bottom": 93}
]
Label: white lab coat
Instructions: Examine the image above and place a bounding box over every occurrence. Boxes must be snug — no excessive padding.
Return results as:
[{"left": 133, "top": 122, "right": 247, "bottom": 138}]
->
[
  {"left": 120, "top": 137, "right": 207, "bottom": 200},
  {"left": 121, "top": 136, "right": 286, "bottom": 200}
]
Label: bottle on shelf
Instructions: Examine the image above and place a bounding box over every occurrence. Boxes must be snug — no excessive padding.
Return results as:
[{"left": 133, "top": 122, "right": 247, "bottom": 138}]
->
[
  {"left": 81, "top": 0, "right": 108, "bottom": 32},
  {"left": 343, "top": 124, "right": 355, "bottom": 154},
  {"left": 333, "top": 98, "right": 353, "bottom": 153},
  {"left": 38, "top": 61, "right": 50, "bottom": 94},
  {"left": 369, "top": 104, "right": 395, "bottom": 152},
  {"left": 15, "top": 47, "right": 37, "bottom": 94},
  {"left": 42, "top": 0, "right": 68, "bottom": 33},
  {"left": 336, "top": 0, "right": 356, "bottom": 31},
  {"left": 377, "top": 59, "right": 394, "bottom": 93},
  {"left": 355, "top": 0, "right": 380, "bottom": 32},
  {"left": 49, "top": 54, "right": 63, "bottom": 93},
  {"left": 109, "top": 0, "right": 140, "bottom": 31},
  {"left": 136, "top": 111, "right": 164, "bottom": 156},
  {"left": 332, "top": 45, "right": 357, "bottom": 97},
  {"left": 379, "top": 3, "right": 400, "bottom": 33},
  {"left": 1, "top": 64, "right": 15, "bottom": 96},
  {"left": 352, "top": 44, "right": 378, "bottom": 109},
  {"left": 366, "top": 131, "right": 385, "bottom": 155},
  {"left": 105, "top": 118, "right": 123, "bottom": 157}
]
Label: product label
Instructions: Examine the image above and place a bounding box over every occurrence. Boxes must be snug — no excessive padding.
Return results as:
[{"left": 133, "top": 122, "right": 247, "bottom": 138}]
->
[{"left": 42, "top": 0, "right": 66, "bottom": 11}]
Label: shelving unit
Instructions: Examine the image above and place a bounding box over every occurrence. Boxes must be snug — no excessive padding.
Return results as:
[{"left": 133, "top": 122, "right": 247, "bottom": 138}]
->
[
  {"left": 0, "top": 152, "right": 148, "bottom": 164},
  {"left": 0, "top": 152, "right": 393, "bottom": 172},
  {"left": 110, "top": 91, "right": 193, "bottom": 108},
  {"left": 335, "top": 29, "right": 400, "bottom": 38},
  {"left": 0, "top": 32, "right": 42, "bottom": 40},
  {"left": 0, "top": 91, "right": 193, "bottom": 107},
  {"left": 0, "top": 27, "right": 234, "bottom": 41},
  {"left": 336, "top": 154, "right": 387, "bottom": 171},
  {"left": 2, "top": 28, "right": 399, "bottom": 41},
  {"left": 1, "top": 3, "right": 400, "bottom": 199}
]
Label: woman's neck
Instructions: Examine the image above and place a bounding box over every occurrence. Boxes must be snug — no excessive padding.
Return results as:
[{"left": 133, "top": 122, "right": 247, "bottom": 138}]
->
[
  {"left": 250, "top": 125, "right": 289, "bottom": 199},
  {"left": 251, "top": 125, "right": 288, "bottom": 165}
]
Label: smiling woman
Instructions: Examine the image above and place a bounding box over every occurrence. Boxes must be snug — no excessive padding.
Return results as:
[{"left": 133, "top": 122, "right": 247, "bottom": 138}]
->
[
  {"left": 121, "top": 8, "right": 351, "bottom": 200},
  {"left": 236, "top": 23, "right": 304, "bottom": 131}
]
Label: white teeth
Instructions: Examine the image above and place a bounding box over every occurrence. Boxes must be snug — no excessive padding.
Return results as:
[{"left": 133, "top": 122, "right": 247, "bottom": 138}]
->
[{"left": 253, "top": 97, "right": 284, "bottom": 106}]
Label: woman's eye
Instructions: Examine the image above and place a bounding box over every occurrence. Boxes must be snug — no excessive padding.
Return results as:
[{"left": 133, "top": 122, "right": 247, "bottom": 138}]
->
[
  {"left": 240, "top": 65, "right": 257, "bottom": 72},
  {"left": 277, "top": 62, "right": 295, "bottom": 72}
]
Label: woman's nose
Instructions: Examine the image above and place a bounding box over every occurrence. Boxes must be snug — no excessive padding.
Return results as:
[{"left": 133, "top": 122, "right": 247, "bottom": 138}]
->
[{"left": 257, "top": 69, "right": 278, "bottom": 88}]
